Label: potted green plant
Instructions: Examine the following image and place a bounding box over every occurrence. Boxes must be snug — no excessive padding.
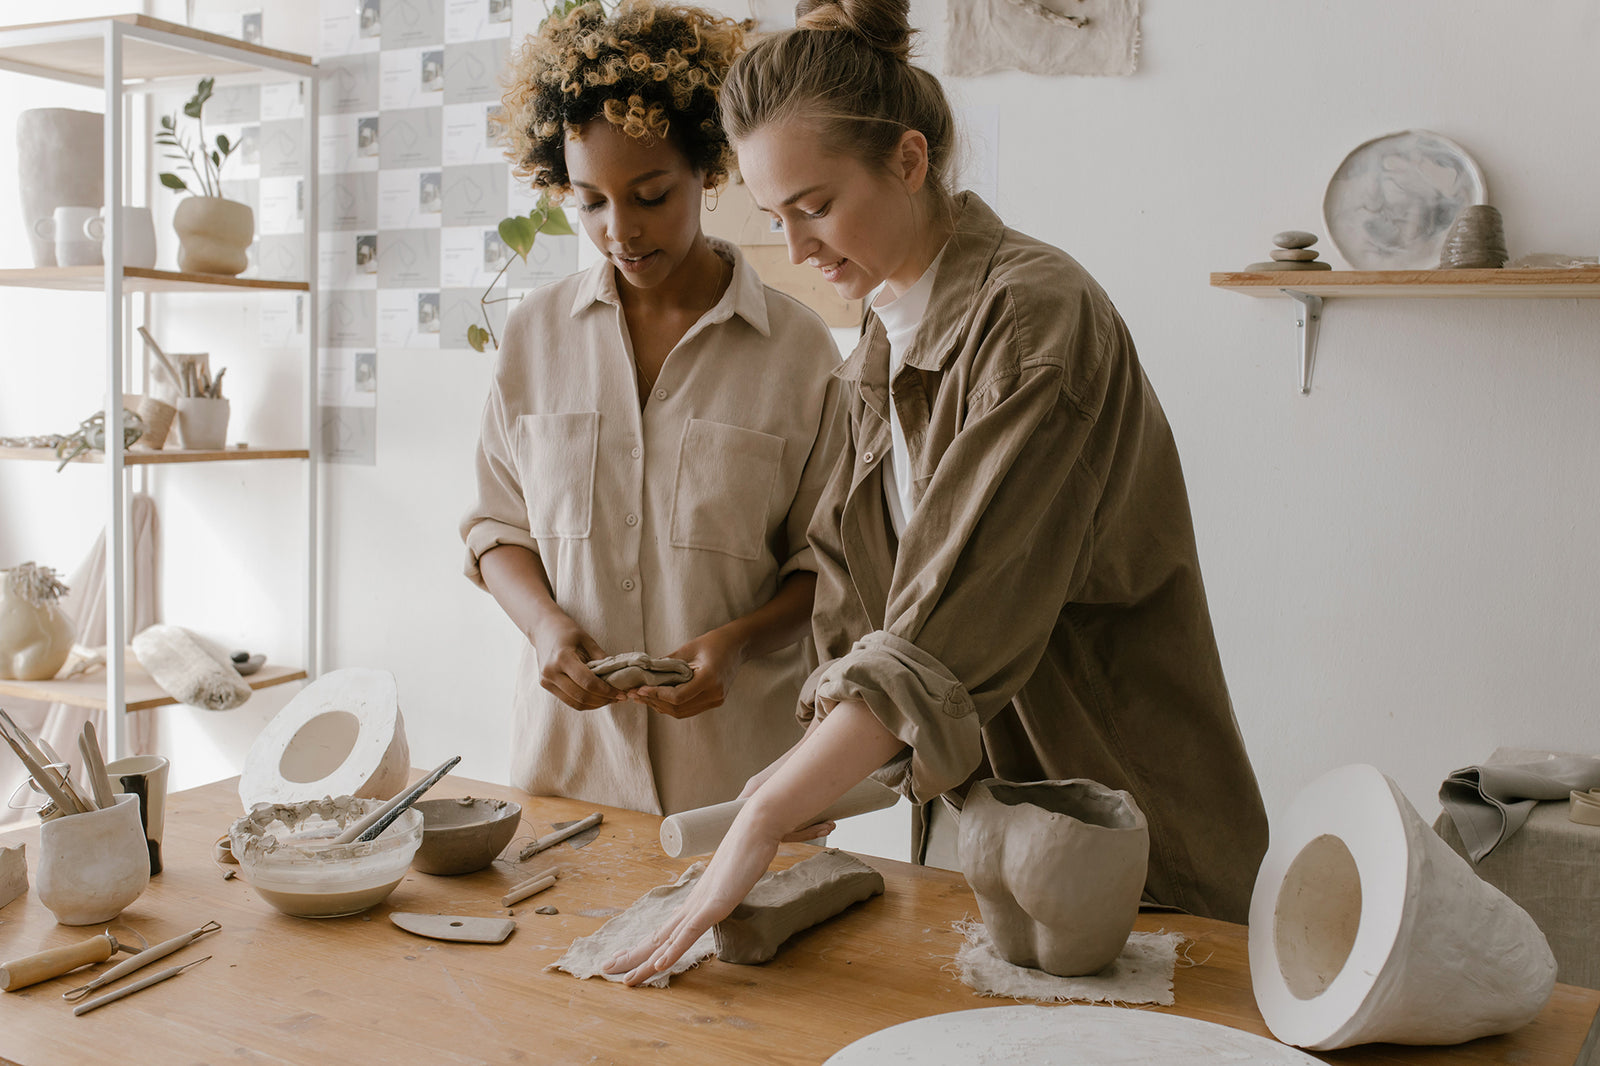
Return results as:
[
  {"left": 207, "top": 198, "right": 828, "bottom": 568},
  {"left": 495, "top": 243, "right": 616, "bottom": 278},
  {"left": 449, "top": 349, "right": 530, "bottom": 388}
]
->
[
  {"left": 158, "top": 77, "right": 252, "bottom": 276},
  {"left": 468, "top": 192, "right": 574, "bottom": 351}
]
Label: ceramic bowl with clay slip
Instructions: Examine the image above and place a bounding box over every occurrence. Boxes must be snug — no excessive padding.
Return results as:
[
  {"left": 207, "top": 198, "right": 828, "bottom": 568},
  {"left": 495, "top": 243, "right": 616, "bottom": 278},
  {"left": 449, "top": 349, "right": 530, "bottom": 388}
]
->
[
  {"left": 411, "top": 797, "right": 521, "bottom": 875},
  {"left": 229, "top": 796, "right": 423, "bottom": 918}
]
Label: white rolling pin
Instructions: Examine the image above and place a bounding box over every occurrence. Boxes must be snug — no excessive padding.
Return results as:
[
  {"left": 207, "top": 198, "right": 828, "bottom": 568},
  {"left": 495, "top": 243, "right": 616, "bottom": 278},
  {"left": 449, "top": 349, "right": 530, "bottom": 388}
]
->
[{"left": 660, "top": 778, "right": 899, "bottom": 858}]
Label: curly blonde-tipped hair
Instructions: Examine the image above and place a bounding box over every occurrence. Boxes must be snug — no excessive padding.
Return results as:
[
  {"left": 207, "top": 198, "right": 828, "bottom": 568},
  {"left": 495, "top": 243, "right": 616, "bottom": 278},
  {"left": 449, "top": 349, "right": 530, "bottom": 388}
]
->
[{"left": 501, "top": 0, "right": 745, "bottom": 196}]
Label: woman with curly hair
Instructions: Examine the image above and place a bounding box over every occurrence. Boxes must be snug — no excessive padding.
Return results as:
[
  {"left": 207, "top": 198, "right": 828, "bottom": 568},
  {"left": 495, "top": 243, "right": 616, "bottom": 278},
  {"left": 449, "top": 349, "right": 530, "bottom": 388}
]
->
[{"left": 461, "top": 0, "right": 846, "bottom": 817}]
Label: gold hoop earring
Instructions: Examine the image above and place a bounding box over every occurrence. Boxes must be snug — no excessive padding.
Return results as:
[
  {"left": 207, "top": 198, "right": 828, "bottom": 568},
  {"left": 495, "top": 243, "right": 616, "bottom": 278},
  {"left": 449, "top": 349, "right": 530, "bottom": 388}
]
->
[{"left": 704, "top": 186, "right": 720, "bottom": 212}]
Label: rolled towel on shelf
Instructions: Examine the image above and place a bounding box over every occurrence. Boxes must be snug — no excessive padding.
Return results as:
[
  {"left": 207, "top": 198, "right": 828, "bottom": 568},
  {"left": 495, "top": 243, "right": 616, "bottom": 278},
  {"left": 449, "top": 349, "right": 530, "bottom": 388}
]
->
[{"left": 131, "top": 625, "right": 251, "bottom": 710}]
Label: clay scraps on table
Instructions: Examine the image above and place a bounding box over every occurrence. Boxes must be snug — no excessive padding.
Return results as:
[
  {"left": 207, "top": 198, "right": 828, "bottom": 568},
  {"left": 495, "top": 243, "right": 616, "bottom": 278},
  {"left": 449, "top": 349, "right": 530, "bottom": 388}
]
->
[{"left": 953, "top": 920, "right": 1185, "bottom": 1006}]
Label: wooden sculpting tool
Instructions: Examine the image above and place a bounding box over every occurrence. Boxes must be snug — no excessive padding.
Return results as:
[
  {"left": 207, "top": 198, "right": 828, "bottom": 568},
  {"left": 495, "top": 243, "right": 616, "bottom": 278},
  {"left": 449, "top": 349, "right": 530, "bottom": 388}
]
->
[
  {"left": 78, "top": 721, "right": 114, "bottom": 810},
  {"left": 135, "top": 326, "right": 182, "bottom": 388},
  {"left": 72, "top": 955, "right": 210, "bottom": 1016},
  {"left": 517, "top": 812, "right": 602, "bottom": 861},
  {"left": 62, "top": 921, "right": 221, "bottom": 1002},
  {"left": 330, "top": 755, "right": 461, "bottom": 845},
  {"left": 1, "top": 930, "right": 147, "bottom": 992},
  {"left": 659, "top": 778, "right": 898, "bottom": 858},
  {"left": 501, "top": 870, "right": 557, "bottom": 907}
]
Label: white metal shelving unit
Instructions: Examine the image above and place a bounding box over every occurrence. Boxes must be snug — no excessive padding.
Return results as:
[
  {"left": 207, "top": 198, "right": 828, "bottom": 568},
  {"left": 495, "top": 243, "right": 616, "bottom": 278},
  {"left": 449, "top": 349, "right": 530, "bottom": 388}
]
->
[{"left": 0, "top": 15, "right": 320, "bottom": 758}]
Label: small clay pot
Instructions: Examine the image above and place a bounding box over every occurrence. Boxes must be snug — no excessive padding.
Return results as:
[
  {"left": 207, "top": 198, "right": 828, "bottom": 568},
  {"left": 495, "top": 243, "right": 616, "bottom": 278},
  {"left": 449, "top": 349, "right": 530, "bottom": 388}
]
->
[
  {"left": 37, "top": 794, "right": 150, "bottom": 925},
  {"left": 175, "top": 397, "right": 230, "bottom": 450},
  {"left": 959, "top": 778, "right": 1149, "bottom": 977},
  {"left": 173, "top": 196, "right": 253, "bottom": 276},
  {"left": 411, "top": 797, "right": 521, "bottom": 875}
]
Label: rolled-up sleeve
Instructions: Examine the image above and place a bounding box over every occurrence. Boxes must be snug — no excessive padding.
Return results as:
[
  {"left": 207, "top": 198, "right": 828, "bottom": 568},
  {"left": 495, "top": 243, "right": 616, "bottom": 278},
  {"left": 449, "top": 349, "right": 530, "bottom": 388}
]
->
[
  {"left": 814, "top": 313, "right": 1111, "bottom": 801},
  {"left": 460, "top": 369, "right": 539, "bottom": 589},
  {"left": 778, "top": 374, "right": 848, "bottom": 581}
]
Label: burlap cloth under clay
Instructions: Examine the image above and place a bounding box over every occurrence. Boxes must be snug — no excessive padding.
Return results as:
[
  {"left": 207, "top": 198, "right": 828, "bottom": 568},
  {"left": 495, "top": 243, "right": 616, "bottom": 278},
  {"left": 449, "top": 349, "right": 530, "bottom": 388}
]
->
[
  {"left": 952, "top": 921, "right": 1186, "bottom": 1005},
  {"left": 587, "top": 652, "right": 693, "bottom": 690}
]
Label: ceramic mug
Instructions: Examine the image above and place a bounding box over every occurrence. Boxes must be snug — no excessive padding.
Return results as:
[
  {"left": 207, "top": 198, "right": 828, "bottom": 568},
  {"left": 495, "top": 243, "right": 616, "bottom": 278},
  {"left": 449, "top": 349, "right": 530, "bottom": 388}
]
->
[
  {"left": 175, "top": 397, "right": 230, "bottom": 451},
  {"left": 83, "top": 206, "right": 158, "bottom": 269},
  {"left": 37, "top": 206, "right": 103, "bottom": 267},
  {"left": 106, "top": 754, "right": 169, "bottom": 876}
]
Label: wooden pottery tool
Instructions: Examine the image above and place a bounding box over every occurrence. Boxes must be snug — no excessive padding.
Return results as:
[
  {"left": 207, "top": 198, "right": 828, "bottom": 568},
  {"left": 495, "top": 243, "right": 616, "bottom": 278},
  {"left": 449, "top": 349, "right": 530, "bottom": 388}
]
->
[
  {"left": 390, "top": 913, "right": 516, "bottom": 944},
  {"left": 72, "top": 955, "right": 210, "bottom": 1016},
  {"left": 135, "top": 326, "right": 183, "bottom": 389},
  {"left": 501, "top": 870, "right": 557, "bottom": 907},
  {"left": 517, "top": 812, "right": 602, "bottom": 862},
  {"left": 659, "top": 778, "right": 898, "bottom": 858},
  {"left": 330, "top": 754, "right": 460, "bottom": 845},
  {"left": 62, "top": 920, "right": 220, "bottom": 1001},
  {"left": 78, "top": 721, "right": 115, "bottom": 810},
  {"left": 1, "top": 929, "right": 147, "bottom": 992}
]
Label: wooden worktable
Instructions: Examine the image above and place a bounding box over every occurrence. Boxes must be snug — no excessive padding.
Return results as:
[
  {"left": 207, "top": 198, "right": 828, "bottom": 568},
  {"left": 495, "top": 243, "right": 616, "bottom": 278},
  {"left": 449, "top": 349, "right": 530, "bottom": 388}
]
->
[{"left": 1, "top": 774, "right": 1596, "bottom": 1065}]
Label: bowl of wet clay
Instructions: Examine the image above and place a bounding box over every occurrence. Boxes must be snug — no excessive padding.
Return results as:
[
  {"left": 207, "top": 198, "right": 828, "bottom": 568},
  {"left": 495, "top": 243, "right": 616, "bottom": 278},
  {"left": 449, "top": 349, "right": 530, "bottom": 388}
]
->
[
  {"left": 411, "top": 797, "right": 521, "bottom": 875},
  {"left": 229, "top": 796, "right": 423, "bottom": 918}
]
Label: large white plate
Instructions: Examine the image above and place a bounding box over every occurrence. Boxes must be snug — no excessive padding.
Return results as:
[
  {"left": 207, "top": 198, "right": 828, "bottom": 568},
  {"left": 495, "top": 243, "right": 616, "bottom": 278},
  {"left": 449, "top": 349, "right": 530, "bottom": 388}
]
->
[
  {"left": 824, "top": 1006, "right": 1325, "bottom": 1065},
  {"left": 1323, "top": 129, "right": 1487, "bottom": 270}
]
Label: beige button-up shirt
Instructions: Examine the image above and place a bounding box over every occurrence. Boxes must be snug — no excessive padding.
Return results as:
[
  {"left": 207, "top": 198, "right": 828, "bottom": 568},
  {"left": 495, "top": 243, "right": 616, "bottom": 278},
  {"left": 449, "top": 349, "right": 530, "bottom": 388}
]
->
[
  {"left": 803, "top": 194, "right": 1268, "bottom": 922},
  {"left": 463, "top": 241, "right": 846, "bottom": 815}
]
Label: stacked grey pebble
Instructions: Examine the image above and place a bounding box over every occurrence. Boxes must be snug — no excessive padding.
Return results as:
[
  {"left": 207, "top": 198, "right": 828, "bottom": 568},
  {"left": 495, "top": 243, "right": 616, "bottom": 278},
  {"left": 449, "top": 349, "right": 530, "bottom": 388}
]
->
[
  {"left": 1439, "top": 205, "right": 1508, "bottom": 269},
  {"left": 1246, "top": 231, "right": 1333, "bottom": 272}
]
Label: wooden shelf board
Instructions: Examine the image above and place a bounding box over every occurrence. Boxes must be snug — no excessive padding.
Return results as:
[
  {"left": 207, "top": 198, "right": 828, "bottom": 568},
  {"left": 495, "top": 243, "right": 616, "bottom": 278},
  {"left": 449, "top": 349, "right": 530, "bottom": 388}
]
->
[
  {"left": 0, "top": 653, "right": 305, "bottom": 712},
  {"left": 0, "top": 266, "right": 308, "bottom": 293},
  {"left": 1210, "top": 267, "right": 1600, "bottom": 298},
  {"left": 0, "top": 14, "right": 313, "bottom": 82},
  {"left": 0, "top": 446, "right": 310, "bottom": 465}
]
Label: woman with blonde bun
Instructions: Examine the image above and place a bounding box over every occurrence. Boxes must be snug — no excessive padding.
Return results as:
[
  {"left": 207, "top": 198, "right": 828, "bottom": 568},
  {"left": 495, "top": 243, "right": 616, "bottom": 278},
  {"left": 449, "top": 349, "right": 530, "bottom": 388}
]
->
[
  {"left": 462, "top": 0, "right": 846, "bottom": 818},
  {"left": 607, "top": 0, "right": 1267, "bottom": 984}
]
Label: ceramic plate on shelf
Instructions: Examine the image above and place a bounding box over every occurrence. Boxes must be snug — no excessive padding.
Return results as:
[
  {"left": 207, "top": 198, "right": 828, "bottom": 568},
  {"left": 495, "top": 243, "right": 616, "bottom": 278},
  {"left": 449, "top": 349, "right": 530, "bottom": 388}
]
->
[
  {"left": 1323, "top": 129, "right": 1487, "bottom": 270},
  {"left": 824, "top": 1006, "right": 1324, "bottom": 1065}
]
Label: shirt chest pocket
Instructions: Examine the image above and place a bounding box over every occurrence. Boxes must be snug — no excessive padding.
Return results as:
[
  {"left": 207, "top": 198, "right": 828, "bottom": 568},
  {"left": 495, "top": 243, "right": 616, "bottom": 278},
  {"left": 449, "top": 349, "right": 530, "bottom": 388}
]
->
[
  {"left": 516, "top": 412, "right": 599, "bottom": 539},
  {"left": 669, "top": 419, "right": 786, "bottom": 561}
]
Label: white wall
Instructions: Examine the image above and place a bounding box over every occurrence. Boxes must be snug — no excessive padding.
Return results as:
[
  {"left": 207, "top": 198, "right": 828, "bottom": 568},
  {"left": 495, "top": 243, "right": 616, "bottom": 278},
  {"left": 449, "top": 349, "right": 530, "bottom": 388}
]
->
[{"left": 4, "top": 2, "right": 1597, "bottom": 858}]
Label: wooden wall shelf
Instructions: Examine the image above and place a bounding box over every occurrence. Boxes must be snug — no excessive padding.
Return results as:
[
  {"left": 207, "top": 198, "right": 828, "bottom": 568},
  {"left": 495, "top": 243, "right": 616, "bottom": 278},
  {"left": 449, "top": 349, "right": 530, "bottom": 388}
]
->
[
  {"left": 0, "top": 267, "right": 308, "bottom": 293},
  {"left": 0, "top": 446, "right": 310, "bottom": 465},
  {"left": 0, "top": 653, "right": 305, "bottom": 712},
  {"left": 0, "top": 14, "right": 313, "bottom": 87},
  {"left": 1210, "top": 267, "right": 1600, "bottom": 392}
]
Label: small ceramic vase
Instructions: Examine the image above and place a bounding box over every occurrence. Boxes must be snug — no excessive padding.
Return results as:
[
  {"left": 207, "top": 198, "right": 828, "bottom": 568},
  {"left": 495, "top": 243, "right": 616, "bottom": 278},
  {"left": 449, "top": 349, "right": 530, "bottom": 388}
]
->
[
  {"left": 16, "top": 108, "right": 103, "bottom": 268},
  {"left": 175, "top": 397, "right": 230, "bottom": 450},
  {"left": 37, "top": 794, "right": 151, "bottom": 925},
  {"left": 959, "top": 778, "right": 1149, "bottom": 977},
  {"left": 0, "top": 568, "right": 75, "bottom": 681},
  {"left": 173, "top": 196, "right": 254, "bottom": 276},
  {"left": 1438, "top": 204, "right": 1508, "bottom": 269}
]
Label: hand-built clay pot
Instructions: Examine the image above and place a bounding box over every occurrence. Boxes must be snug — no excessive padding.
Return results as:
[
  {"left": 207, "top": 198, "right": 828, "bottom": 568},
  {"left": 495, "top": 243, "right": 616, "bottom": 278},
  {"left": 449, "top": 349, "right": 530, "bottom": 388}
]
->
[
  {"left": 173, "top": 196, "right": 253, "bottom": 276},
  {"left": 0, "top": 565, "right": 75, "bottom": 681},
  {"left": 958, "top": 778, "right": 1149, "bottom": 977},
  {"left": 411, "top": 797, "right": 522, "bottom": 875},
  {"left": 37, "top": 794, "right": 151, "bottom": 925},
  {"left": 16, "top": 108, "right": 103, "bottom": 268}
]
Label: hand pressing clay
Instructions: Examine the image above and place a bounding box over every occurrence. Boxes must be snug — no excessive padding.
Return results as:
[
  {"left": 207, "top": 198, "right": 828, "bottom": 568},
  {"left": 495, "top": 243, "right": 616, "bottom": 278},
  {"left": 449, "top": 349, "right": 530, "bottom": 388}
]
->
[
  {"left": 714, "top": 849, "right": 885, "bottom": 965},
  {"left": 587, "top": 652, "right": 693, "bottom": 690}
]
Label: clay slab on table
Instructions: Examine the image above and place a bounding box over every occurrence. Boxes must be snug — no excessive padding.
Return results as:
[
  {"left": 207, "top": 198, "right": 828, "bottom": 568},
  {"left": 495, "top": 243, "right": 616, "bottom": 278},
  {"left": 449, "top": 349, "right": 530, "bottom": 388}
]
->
[{"left": 714, "top": 849, "right": 884, "bottom": 964}]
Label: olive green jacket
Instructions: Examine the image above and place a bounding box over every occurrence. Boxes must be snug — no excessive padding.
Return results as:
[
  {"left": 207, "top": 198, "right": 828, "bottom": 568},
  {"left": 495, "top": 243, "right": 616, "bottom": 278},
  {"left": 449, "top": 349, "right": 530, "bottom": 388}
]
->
[{"left": 802, "top": 193, "right": 1268, "bottom": 922}]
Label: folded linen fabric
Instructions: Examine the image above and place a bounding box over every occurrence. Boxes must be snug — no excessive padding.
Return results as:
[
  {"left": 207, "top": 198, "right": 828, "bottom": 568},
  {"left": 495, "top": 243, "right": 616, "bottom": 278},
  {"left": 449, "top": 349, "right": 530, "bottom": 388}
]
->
[
  {"left": 131, "top": 625, "right": 251, "bottom": 711},
  {"left": 587, "top": 652, "right": 693, "bottom": 690},
  {"left": 1439, "top": 752, "right": 1600, "bottom": 861}
]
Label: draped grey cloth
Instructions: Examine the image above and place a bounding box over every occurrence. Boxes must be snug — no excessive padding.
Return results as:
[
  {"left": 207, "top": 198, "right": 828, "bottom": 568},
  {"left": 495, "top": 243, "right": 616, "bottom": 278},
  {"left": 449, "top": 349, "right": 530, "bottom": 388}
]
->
[{"left": 1439, "top": 751, "right": 1600, "bottom": 862}]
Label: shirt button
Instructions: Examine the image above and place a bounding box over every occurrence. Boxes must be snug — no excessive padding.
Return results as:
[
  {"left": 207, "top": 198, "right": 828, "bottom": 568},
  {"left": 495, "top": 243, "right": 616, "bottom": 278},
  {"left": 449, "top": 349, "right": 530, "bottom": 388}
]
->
[
  {"left": 654, "top": 388, "right": 667, "bottom": 401},
  {"left": 630, "top": 446, "right": 641, "bottom": 459},
  {"left": 621, "top": 578, "right": 635, "bottom": 591},
  {"left": 862, "top": 451, "right": 874, "bottom": 463},
  {"left": 625, "top": 513, "right": 638, "bottom": 527}
]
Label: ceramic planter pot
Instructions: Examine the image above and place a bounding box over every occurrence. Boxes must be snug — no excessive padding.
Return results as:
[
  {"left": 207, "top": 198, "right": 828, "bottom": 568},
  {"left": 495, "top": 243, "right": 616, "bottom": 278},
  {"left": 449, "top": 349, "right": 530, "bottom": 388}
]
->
[
  {"left": 173, "top": 196, "right": 253, "bottom": 276},
  {"left": 175, "top": 397, "right": 230, "bottom": 450},
  {"left": 16, "top": 108, "right": 103, "bottom": 268},
  {"left": 0, "top": 568, "right": 75, "bottom": 681},
  {"left": 958, "top": 777, "right": 1149, "bottom": 977},
  {"left": 37, "top": 794, "right": 151, "bottom": 925}
]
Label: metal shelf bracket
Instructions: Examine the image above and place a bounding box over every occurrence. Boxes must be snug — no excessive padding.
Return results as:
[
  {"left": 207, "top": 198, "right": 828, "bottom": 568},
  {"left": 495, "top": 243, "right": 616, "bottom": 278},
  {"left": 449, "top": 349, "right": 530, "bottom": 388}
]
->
[{"left": 1281, "top": 289, "right": 1323, "bottom": 394}]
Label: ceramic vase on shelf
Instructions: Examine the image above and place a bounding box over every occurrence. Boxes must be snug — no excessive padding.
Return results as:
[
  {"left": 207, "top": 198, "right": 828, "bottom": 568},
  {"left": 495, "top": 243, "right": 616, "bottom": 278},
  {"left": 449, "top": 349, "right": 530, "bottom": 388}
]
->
[
  {"left": 16, "top": 108, "right": 103, "bottom": 268},
  {"left": 176, "top": 397, "right": 230, "bottom": 450},
  {"left": 37, "top": 793, "right": 151, "bottom": 925},
  {"left": 0, "top": 564, "right": 75, "bottom": 682},
  {"left": 173, "top": 196, "right": 253, "bottom": 276}
]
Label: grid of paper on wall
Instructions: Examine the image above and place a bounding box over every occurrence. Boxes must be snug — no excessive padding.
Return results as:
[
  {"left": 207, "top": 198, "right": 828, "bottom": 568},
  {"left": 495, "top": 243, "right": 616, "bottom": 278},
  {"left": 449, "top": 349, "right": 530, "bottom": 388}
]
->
[{"left": 315, "top": 0, "right": 579, "bottom": 462}]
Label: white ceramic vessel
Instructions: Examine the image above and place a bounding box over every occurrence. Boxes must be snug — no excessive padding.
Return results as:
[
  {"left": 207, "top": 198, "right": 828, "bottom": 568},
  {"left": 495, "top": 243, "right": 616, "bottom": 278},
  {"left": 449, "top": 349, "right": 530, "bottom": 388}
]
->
[{"left": 37, "top": 794, "right": 151, "bottom": 925}]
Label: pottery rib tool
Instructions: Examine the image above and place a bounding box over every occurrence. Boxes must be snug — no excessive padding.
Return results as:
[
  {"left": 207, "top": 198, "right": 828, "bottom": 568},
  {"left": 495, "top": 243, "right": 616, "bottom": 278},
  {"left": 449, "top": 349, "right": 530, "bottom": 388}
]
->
[
  {"left": 390, "top": 913, "right": 516, "bottom": 944},
  {"left": 659, "top": 778, "right": 898, "bottom": 859},
  {"left": 501, "top": 870, "right": 557, "bottom": 907},
  {"left": 72, "top": 955, "right": 210, "bottom": 1016},
  {"left": 1, "top": 929, "right": 148, "bottom": 992},
  {"left": 62, "top": 921, "right": 220, "bottom": 1002},
  {"left": 517, "top": 812, "right": 603, "bottom": 862},
  {"left": 330, "top": 755, "right": 461, "bottom": 845},
  {"left": 135, "top": 326, "right": 183, "bottom": 389},
  {"left": 78, "top": 721, "right": 114, "bottom": 810}
]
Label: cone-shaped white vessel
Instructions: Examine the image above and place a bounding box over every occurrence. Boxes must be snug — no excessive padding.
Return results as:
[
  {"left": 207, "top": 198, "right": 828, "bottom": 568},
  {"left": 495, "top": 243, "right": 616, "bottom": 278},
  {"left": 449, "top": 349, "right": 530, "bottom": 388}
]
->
[{"left": 1250, "top": 763, "right": 1556, "bottom": 1049}]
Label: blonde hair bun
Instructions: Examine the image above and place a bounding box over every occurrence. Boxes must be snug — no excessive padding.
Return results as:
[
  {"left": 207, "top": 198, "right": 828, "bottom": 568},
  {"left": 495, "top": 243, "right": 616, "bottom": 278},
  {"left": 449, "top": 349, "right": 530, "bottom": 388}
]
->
[{"left": 794, "top": 0, "right": 913, "bottom": 61}]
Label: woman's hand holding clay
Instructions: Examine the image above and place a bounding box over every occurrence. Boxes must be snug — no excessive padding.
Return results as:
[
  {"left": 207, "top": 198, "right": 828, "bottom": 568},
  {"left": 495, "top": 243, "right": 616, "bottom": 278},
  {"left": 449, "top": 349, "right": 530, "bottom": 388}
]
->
[
  {"left": 629, "top": 629, "right": 744, "bottom": 719},
  {"left": 531, "top": 614, "right": 622, "bottom": 711}
]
